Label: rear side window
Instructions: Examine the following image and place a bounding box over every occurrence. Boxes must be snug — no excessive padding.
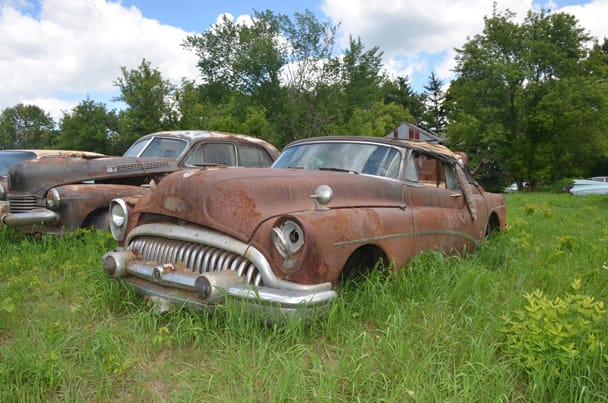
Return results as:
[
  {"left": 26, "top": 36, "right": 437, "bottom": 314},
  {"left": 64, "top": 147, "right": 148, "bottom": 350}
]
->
[
  {"left": 185, "top": 143, "right": 237, "bottom": 166},
  {"left": 238, "top": 145, "right": 274, "bottom": 167}
]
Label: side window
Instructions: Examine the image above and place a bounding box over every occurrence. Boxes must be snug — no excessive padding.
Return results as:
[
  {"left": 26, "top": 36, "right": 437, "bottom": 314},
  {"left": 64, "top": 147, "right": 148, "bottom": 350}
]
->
[
  {"left": 184, "top": 143, "right": 237, "bottom": 166},
  {"left": 238, "top": 145, "right": 274, "bottom": 167},
  {"left": 444, "top": 164, "right": 459, "bottom": 190},
  {"left": 413, "top": 153, "right": 448, "bottom": 188}
]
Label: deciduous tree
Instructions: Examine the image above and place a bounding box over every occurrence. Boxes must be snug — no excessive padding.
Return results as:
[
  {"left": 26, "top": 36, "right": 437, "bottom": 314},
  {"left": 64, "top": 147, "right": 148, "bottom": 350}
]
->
[
  {"left": 0, "top": 104, "right": 55, "bottom": 149},
  {"left": 113, "top": 59, "right": 175, "bottom": 152},
  {"left": 446, "top": 7, "right": 606, "bottom": 190},
  {"left": 56, "top": 98, "right": 118, "bottom": 154}
]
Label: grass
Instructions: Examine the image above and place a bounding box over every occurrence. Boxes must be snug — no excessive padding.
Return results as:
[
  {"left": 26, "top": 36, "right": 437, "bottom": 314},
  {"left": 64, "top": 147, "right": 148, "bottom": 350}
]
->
[{"left": 1, "top": 192, "right": 607, "bottom": 401}]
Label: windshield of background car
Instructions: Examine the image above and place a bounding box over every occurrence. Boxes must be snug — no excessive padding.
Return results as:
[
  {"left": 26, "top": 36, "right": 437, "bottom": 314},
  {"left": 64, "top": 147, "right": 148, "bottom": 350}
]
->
[
  {"left": 123, "top": 137, "right": 188, "bottom": 159},
  {"left": 0, "top": 151, "right": 38, "bottom": 176},
  {"left": 272, "top": 141, "right": 402, "bottom": 179}
]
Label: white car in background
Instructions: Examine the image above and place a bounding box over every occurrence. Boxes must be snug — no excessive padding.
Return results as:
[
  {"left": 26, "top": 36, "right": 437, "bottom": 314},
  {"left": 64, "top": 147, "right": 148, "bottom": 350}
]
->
[{"left": 569, "top": 176, "right": 608, "bottom": 196}]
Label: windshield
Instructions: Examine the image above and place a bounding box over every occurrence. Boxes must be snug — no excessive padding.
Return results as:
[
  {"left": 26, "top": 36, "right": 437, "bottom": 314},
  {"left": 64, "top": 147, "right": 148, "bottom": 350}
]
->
[
  {"left": 123, "top": 137, "right": 188, "bottom": 159},
  {"left": 0, "top": 151, "right": 38, "bottom": 176},
  {"left": 272, "top": 142, "right": 402, "bottom": 179}
]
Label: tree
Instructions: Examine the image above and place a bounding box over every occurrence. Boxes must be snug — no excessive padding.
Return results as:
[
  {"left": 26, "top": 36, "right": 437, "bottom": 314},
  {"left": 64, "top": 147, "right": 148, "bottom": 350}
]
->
[
  {"left": 421, "top": 72, "right": 447, "bottom": 136},
  {"left": 184, "top": 9, "right": 394, "bottom": 146},
  {"left": 381, "top": 75, "right": 425, "bottom": 123},
  {"left": 113, "top": 59, "right": 175, "bottom": 152},
  {"left": 56, "top": 98, "right": 119, "bottom": 154},
  {"left": 446, "top": 7, "right": 606, "bottom": 190},
  {"left": 0, "top": 104, "right": 55, "bottom": 149}
]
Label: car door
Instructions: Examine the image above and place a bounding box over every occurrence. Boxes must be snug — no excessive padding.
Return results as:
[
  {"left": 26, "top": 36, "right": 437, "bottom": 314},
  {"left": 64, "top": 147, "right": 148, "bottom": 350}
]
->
[{"left": 403, "top": 151, "right": 479, "bottom": 255}]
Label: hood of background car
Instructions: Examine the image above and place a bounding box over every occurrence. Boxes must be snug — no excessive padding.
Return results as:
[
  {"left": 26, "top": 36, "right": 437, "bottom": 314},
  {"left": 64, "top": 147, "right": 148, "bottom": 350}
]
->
[
  {"left": 8, "top": 156, "right": 178, "bottom": 195},
  {"left": 132, "top": 167, "right": 405, "bottom": 241}
]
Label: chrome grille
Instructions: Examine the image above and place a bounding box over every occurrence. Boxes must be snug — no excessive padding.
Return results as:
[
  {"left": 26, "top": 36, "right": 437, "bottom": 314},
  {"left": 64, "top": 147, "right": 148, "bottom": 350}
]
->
[
  {"left": 8, "top": 195, "right": 39, "bottom": 213},
  {"left": 107, "top": 160, "right": 171, "bottom": 173},
  {"left": 128, "top": 235, "right": 263, "bottom": 286}
]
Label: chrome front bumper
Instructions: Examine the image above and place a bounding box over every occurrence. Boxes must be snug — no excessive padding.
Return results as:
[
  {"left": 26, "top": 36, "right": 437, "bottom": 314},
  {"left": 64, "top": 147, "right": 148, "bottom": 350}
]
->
[
  {"left": 1, "top": 208, "right": 59, "bottom": 228},
  {"left": 103, "top": 223, "right": 337, "bottom": 320}
]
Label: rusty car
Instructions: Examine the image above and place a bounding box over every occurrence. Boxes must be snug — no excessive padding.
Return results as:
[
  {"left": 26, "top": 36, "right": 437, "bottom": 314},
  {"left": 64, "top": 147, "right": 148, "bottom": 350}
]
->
[
  {"left": 1, "top": 149, "right": 105, "bottom": 216},
  {"left": 1, "top": 131, "right": 279, "bottom": 234},
  {"left": 102, "top": 136, "right": 507, "bottom": 320}
]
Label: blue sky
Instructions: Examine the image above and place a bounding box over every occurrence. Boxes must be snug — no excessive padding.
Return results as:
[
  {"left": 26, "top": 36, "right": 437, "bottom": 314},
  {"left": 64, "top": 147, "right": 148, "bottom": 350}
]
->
[{"left": 1, "top": 0, "right": 606, "bottom": 120}]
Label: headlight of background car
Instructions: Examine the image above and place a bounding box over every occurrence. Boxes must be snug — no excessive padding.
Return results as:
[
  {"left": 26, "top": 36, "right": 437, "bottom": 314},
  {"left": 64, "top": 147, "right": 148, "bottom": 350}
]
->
[
  {"left": 46, "top": 188, "right": 61, "bottom": 210},
  {"left": 271, "top": 219, "right": 304, "bottom": 270},
  {"left": 109, "top": 198, "right": 129, "bottom": 241}
]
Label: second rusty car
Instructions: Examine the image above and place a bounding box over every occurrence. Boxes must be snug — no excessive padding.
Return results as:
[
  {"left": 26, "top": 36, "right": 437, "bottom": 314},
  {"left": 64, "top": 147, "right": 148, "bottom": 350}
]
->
[
  {"left": 102, "top": 136, "right": 507, "bottom": 320},
  {"left": 2, "top": 131, "right": 278, "bottom": 234}
]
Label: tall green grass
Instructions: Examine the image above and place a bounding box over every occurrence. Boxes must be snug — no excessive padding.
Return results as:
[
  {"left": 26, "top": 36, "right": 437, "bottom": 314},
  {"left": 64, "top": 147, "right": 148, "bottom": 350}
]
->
[{"left": 1, "top": 193, "right": 606, "bottom": 401}]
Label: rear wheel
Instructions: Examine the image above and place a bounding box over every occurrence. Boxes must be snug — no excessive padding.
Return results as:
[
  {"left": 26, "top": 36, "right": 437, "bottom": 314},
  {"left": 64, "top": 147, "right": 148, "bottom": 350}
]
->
[{"left": 485, "top": 214, "right": 499, "bottom": 237}]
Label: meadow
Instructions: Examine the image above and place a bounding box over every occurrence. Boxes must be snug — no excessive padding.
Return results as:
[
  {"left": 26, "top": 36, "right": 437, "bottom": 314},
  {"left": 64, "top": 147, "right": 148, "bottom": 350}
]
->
[{"left": 1, "top": 192, "right": 607, "bottom": 402}]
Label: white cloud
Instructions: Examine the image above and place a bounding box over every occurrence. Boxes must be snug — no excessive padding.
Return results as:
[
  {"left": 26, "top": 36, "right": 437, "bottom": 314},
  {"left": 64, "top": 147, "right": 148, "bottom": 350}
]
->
[
  {"left": 320, "top": 0, "right": 607, "bottom": 89},
  {"left": 560, "top": 1, "right": 608, "bottom": 42},
  {"left": 0, "top": 0, "right": 199, "bottom": 120}
]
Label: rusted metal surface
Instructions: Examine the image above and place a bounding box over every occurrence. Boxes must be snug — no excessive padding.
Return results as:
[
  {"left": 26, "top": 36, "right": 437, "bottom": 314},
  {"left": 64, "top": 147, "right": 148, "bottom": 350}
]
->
[
  {"left": 2, "top": 131, "right": 278, "bottom": 233},
  {"left": 103, "top": 136, "right": 507, "bottom": 319}
]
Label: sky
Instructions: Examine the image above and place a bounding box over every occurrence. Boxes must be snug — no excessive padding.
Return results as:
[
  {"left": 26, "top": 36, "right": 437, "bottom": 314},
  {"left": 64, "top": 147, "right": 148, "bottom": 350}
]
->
[{"left": 1, "top": 0, "right": 607, "bottom": 121}]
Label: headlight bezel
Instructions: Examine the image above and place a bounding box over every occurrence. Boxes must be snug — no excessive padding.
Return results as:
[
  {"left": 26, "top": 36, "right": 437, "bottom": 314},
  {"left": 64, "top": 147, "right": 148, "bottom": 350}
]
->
[
  {"left": 0, "top": 183, "right": 6, "bottom": 201},
  {"left": 109, "top": 198, "right": 129, "bottom": 241},
  {"left": 271, "top": 219, "right": 305, "bottom": 270}
]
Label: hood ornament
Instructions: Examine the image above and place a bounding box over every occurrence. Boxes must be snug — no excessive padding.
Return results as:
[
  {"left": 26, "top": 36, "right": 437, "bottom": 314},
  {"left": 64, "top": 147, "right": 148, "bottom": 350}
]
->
[{"left": 310, "top": 185, "right": 333, "bottom": 211}]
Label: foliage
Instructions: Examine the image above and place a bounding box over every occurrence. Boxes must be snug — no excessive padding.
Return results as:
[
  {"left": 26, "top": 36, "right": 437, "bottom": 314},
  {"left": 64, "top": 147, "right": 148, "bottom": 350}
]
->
[
  {"left": 55, "top": 98, "right": 119, "bottom": 155},
  {"left": 183, "top": 10, "right": 407, "bottom": 147},
  {"left": 112, "top": 59, "right": 176, "bottom": 153},
  {"left": 501, "top": 280, "right": 607, "bottom": 382},
  {"left": 0, "top": 104, "right": 56, "bottom": 149},
  {"left": 421, "top": 72, "right": 447, "bottom": 135},
  {"left": 447, "top": 7, "right": 608, "bottom": 191}
]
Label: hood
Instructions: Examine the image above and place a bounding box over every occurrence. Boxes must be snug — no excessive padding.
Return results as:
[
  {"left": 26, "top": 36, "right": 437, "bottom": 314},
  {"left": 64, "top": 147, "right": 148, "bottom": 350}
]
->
[
  {"left": 9, "top": 156, "right": 178, "bottom": 195},
  {"left": 133, "top": 167, "right": 405, "bottom": 241}
]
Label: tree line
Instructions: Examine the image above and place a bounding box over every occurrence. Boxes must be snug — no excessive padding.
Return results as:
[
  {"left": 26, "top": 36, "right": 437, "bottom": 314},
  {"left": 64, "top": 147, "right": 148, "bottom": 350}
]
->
[{"left": 1, "top": 7, "right": 607, "bottom": 191}]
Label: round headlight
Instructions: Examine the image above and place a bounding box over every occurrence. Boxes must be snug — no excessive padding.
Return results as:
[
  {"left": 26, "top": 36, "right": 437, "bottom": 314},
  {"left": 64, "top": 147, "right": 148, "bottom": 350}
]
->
[
  {"left": 109, "top": 198, "right": 129, "bottom": 241},
  {"left": 46, "top": 188, "right": 61, "bottom": 210},
  {"left": 0, "top": 183, "right": 5, "bottom": 200},
  {"left": 272, "top": 220, "right": 304, "bottom": 270}
]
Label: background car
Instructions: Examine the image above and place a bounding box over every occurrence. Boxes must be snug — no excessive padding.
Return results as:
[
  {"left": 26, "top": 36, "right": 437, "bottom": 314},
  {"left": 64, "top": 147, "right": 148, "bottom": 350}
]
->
[
  {"left": 103, "top": 136, "right": 507, "bottom": 320},
  {"left": 569, "top": 176, "right": 608, "bottom": 195},
  {"left": 0, "top": 149, "right": 105, "bottom": 215},
  {"left": 2, "top": 131, "right": 278, "bottom": 234}
]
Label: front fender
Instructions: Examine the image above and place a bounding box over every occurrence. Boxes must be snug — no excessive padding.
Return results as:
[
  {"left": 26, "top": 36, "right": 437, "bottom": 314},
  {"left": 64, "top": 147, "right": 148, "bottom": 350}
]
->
[{"left": 52, "top": 184, "right": 152, "bottom": 230}]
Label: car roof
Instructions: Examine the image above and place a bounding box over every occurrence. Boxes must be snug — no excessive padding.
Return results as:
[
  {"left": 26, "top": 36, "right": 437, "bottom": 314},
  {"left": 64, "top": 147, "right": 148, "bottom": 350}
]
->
[
  {"left": 284, "top": 136, "right": 459, "bottom": 160},
  {"left": 138, "top": 130, "right": 279, "bottom": 154}
]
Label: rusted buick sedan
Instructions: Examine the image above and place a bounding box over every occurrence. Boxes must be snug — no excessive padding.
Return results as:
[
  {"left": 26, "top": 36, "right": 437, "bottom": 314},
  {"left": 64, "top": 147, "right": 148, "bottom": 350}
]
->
[
  {"left": 102, "top": 136, "right": 506, "bottom": 319},
  {"left": 2, "top": 131, "right": 278, "bottom": 234}
]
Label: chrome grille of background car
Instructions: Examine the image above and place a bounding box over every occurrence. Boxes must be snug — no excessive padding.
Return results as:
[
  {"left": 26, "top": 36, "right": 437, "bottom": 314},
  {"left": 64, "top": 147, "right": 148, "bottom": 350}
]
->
[
  {"left": 128, "top": 235, "right": 263, "bottom": 286},
  {"left": 106, "top": 160, "right": 171, "bottom": 173},
  {"left": 8, "top": 195, "right": 38, "bottom": 213}
]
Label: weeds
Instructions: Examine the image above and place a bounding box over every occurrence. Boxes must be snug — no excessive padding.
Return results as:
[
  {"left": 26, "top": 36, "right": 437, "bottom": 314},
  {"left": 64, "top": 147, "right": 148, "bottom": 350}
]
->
[{"left": 0, "top": 193, "right": 607, "bottom": 401}]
